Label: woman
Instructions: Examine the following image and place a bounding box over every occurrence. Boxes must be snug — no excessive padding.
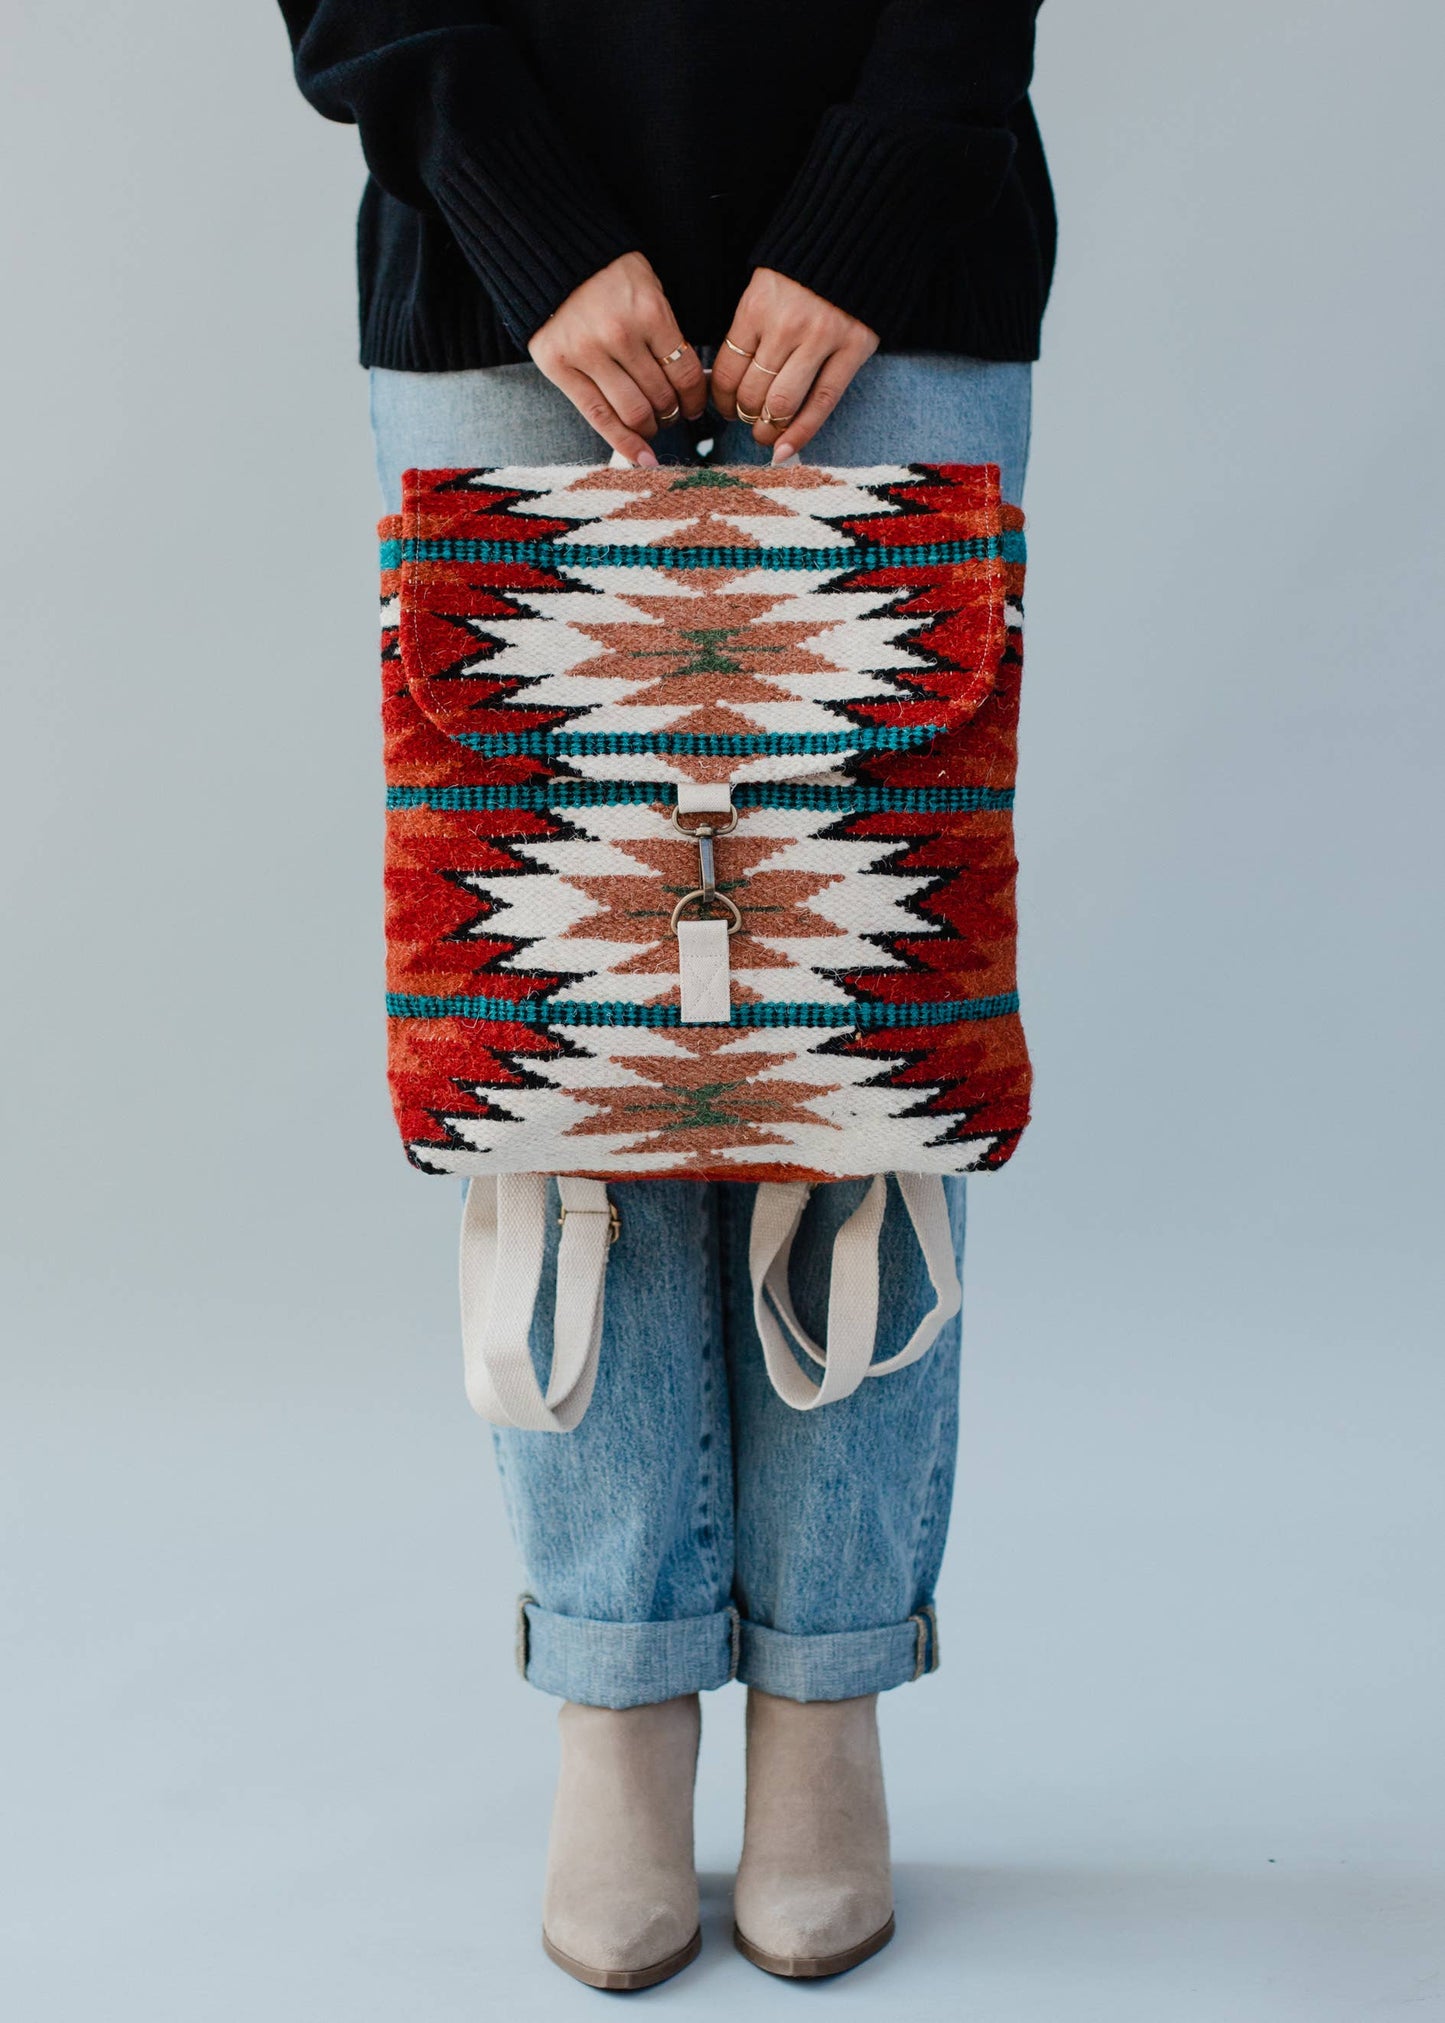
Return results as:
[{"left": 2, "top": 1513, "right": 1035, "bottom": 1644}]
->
[{"left": 280, "top": 0, "right": 1053, "bottom": 1989}]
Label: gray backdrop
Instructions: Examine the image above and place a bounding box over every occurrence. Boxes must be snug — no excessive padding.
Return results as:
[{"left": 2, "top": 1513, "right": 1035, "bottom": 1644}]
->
[{"left": 3, "top": 3, "right": 1442, "bottom": 2017}]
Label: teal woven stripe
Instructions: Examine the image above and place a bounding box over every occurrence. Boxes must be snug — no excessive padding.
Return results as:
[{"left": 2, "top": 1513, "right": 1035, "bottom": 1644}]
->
[
  {"left": 385, "top": 991, "right": 1019, "bottom": 1030},
  {"left": 378, "top": 532, "right": 1024, "bottom": 572},
  {"left": 738, "top": 781, "right": 1013, "bottom": 812},
  {"left": 452, "top": 725, "right": 933, "bottom": 759},
  {"left": 389, "top": 781, "right": 663, "bottom": 810},
  {"left": 387, "top": 780, "right": 1015, "bottom": 814}
]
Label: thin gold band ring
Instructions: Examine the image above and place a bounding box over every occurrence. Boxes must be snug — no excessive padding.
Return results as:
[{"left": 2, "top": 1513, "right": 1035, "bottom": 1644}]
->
[
  {"left": 657, "top": 344, "right": 690, "bottom": 365},
  {"left": 656, "top": 404, "right": 681, "bottom": 424},
  {"left": 760, "top": 409, "right": 794, "bottom": 428},
  {"left": 735, "top": 401, "right": 762, "bottom": 424},
  {"left": 723, "top": 337, "right": 754, "bottom": 359},
  {"left": 752, "top": 361, "right": 781, "bottom": 378}
]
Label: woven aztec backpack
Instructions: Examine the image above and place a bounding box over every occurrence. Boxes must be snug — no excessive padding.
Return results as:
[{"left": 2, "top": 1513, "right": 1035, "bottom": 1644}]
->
[{"left": 379, "top": 459, "right": 1029, "bottom": 1431}]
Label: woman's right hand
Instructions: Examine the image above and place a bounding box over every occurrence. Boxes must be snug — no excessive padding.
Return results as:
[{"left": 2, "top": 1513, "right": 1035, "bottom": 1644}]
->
[{"left": 528, "top": 252, "right": 707, "bottom": 466}]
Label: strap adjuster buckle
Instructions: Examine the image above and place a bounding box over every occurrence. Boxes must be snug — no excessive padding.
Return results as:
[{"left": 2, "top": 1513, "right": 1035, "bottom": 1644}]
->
[{"left": 558, "top": 1201, "right": 622, "bottom": 1244}]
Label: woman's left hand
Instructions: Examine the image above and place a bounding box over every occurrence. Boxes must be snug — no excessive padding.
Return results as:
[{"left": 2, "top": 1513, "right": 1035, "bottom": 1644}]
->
[{"left": 710, "top": 268, "right": 879, "bottom": 463}]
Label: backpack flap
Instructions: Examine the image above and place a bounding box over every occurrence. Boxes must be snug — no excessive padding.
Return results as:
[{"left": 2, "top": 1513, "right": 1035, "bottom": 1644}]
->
[{"left": 391, "top": 461, "right": 1016, "bottom": 777}]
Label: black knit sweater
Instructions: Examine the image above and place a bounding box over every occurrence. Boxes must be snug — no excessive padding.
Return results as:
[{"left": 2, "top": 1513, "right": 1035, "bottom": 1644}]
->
[{"left": 279, "top": 1, "right": 1054, "bottom": 371}]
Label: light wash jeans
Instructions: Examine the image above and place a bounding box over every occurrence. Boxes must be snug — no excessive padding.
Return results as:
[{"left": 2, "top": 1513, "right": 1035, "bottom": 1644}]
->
[
  {"left": 372, "top": 349, "right": 1030, "bottom": 515},
  {"left": 371, "top": 352, "right": 1030, "bottom": 1707}
]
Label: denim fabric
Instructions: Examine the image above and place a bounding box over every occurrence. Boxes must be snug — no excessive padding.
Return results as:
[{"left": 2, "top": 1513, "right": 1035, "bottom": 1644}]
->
[
  {"left": 370, "top": 351, "right": 1030, "bottom": 1706},
  {"left": 371, "top": 348, "right": 1031, "bottom": 510},
  {"left": 494, "top": 1179, "right": 963, "bottom": 1707}
]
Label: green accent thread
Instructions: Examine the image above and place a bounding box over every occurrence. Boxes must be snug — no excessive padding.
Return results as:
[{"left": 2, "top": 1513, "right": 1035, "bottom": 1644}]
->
[
  {"left": 666, "top": 466, "right": 749, "bottom": 490},
  {"left": 632, "top": 623, "right": 786, "bottom": 677}
]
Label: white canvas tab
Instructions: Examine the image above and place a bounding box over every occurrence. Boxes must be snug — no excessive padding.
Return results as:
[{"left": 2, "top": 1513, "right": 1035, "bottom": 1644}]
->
[
  {"left": 678, "top": 917, "right": 732, "bottom": 1024},
  {"left": 675, "top": 781, "right": 735, "bottom": 817}
]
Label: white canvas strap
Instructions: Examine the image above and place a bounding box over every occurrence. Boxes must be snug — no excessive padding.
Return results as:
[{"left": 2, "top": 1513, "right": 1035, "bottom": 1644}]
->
[
  {"left": 748, "top": 1174, "right": 962, "bottom": 1410},
  {"left": 459, "top": 1174, "right": 614, "bottom": 1432},
  {"left": 459, "top": 1169, "right": 958, "bottom": 1429}
]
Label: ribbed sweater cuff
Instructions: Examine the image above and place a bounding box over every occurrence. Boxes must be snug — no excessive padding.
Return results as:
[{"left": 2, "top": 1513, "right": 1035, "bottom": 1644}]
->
[
  {"left": 432, "top": 119, "right": 638, "bottom": 346},
  {"left": 750, "top": 107, "right": 1017, "bottom": 344}
]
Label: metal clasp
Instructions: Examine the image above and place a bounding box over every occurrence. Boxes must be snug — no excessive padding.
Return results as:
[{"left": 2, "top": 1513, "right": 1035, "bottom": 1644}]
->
[
  {"left": 669, "top": 801, "right": 742, "bottom": 936},
  {"left": 670, "top": 804, "right": 739, "bottom": 839}
]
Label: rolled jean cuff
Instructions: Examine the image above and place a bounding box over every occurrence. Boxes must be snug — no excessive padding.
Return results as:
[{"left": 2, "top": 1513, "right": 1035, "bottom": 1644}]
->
[
  {"left": 736, "top": 1604, "right": 941, "bottom": 1701},
  {"left": 516, "top": 1595, "right": 741, "bottom": 1709}
]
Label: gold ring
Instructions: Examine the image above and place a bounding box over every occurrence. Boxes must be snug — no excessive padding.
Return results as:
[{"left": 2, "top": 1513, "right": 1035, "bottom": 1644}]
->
[
  {"left": 657, "top": 404, "right": 681, "bottom": 423},
  {"left": 753, "top": 361, "right": 781, "bottom": 378},
  {"left": 658, "top": 344, "right": 689, "bottom": 365},
  {"left": 735, "top": 402, "right": 762, "bottom": 425},
  {"left": 723, "top": 337, "right": 754, "bottom": 359},
  {"left": 760, "top": 409, "right": 794, "bottom": 428}
]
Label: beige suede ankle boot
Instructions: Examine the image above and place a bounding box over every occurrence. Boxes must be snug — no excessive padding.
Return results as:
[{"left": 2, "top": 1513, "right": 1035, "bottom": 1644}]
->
[
  {"left": 541, "top": 1694, "right": 702, "bottom": 1991},
  {"left": 733, "top": 1687, "right": 894, "bottom": 1978}
]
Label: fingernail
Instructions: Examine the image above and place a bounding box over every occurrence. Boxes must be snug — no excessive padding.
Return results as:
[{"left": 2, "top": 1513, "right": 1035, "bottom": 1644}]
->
[
  {"left": 772, "top": 443, "right": 796, "bottom": 465},
  {"left": 636, "top": 447, "right": 659, "bottom": 468}
]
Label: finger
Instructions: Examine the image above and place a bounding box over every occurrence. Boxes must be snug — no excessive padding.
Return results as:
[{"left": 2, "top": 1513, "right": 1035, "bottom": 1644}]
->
[
  {"left": 742, "top": 346, "right": 820, "bottom": 445},
  {"left": 590, "top": 357, "right": 663, "bottom": 444},
  {"left": 621, "top": 339, "right": 684, "bottom": 424},
  {"left": 734, "top": 331, "right": 798, "bottom": 423},
  {"left": 730, "top": 350, "right": 783, "bottom": 431},
  {"left": 770, "top": 348, "right": 867, "bottom": 462},
  {"left": 553, "top": 363, "right": 658, "bottom": 466},
  {"left": 648, "top": 324, "right": 708, "bottom": 421},
  {"left": 710, "top": 320, "right": 763, "bottom": 417}
]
